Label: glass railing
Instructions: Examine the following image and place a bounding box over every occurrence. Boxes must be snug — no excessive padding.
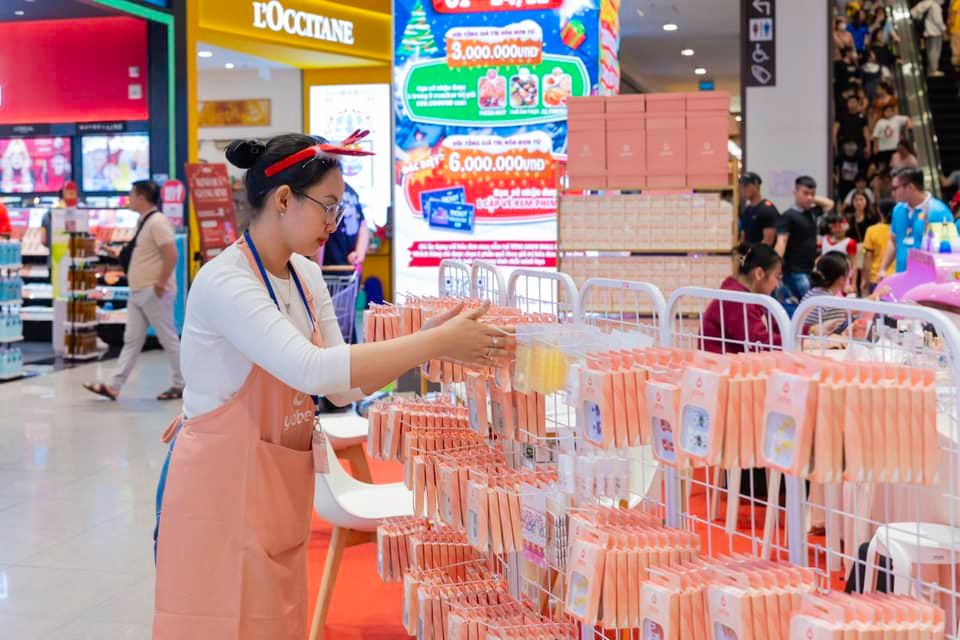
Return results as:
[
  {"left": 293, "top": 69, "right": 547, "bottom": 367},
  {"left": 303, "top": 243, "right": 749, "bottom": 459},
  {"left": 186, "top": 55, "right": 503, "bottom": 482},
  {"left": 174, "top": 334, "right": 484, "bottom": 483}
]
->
[{"left": 890, "top": 0, "right": 944, "bottom": 197}]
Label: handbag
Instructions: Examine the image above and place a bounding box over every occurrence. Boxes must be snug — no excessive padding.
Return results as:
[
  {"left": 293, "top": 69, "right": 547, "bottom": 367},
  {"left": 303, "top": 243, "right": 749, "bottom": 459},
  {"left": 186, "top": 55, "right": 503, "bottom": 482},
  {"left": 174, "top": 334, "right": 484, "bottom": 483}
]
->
[{"left": 118, "top": 211, "right": 157, "bottom": 274}]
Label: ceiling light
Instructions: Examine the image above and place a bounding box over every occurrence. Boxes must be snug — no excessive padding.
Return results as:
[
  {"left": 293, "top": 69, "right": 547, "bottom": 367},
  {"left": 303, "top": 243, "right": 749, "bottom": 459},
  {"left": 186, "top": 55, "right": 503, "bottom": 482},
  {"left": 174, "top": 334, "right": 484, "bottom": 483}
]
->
[
  {"left": 14, "top": 10, "right": 24, "bottom": 15},
  {"left": 198, "top": 50, "right": 213, "bottom": 58},
  {"left": 735, "top": 115, "right": 742, "bottom": 122},
  {"left": 636, "top": 9, "right": 644, "bottom": 16},
  {"left": 694, "top": 67, "right": 707, "bottom": 75},
  {"left": 681, "top": 48, "right": 694, "bottom": 56},
  {"left": 225, "top": 63, "right": 235, "bottom": 69},
  {"left": 662, "top": 23, "right": 678, "bottom": 31}
]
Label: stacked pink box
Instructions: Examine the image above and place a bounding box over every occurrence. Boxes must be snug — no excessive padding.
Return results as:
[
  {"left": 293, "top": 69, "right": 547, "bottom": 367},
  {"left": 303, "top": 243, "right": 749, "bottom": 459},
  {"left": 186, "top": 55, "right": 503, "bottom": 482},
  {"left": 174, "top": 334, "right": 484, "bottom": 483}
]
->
[{"left": 566, "top": 91, "right": 730, "bottom": 190}]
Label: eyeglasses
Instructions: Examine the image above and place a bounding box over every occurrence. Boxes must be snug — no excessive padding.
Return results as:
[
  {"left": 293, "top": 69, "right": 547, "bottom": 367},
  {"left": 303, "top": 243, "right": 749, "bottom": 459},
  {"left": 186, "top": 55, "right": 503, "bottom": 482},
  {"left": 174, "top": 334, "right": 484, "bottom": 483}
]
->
[{"left": 293, "top": 190, "right": 345, "bottom": 227}]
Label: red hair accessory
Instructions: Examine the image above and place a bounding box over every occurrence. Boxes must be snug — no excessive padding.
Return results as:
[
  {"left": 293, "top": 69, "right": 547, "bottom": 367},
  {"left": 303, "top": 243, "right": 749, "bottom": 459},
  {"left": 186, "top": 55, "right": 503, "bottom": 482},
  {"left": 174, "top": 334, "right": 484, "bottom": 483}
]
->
[{"left": 263, "top": 129, "right": 374, "bottom": 178}]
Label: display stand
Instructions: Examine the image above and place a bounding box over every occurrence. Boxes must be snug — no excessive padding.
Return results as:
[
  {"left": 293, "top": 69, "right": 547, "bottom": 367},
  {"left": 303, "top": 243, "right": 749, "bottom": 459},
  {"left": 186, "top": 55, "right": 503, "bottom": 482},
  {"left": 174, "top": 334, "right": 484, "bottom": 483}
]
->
[
  {"left": 375, "top": 261, "right": 960, "bottom": 640},
  {"left": 791, "top": 295, "right": 960, "bottom": 629},
  {"left": 0, "top": 239, "right": 24, "bottom": 380}
]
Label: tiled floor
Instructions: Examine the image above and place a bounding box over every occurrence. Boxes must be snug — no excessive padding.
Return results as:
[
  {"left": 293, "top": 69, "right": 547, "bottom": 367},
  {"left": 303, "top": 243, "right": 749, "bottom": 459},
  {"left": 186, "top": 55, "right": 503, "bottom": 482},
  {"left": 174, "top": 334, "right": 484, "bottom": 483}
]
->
[{"left": 0, "top": 352, "right": 180, "bottom": 639}]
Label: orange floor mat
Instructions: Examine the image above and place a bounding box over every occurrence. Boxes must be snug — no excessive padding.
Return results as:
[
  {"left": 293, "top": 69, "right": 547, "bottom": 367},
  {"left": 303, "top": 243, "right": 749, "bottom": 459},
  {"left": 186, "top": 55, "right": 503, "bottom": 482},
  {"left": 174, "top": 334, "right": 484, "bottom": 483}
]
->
[{"left": 307, "top": 453, "right": 408, "bottom": 640}]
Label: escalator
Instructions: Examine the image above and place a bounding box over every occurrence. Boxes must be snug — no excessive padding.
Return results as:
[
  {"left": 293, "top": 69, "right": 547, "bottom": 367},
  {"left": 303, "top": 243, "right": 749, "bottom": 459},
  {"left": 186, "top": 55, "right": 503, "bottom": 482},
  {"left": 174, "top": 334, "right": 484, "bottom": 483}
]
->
[
  {"left": 889, "top": 0, "right": 945, "bottom": 197},
  {"left": 926, "top": 48, "right": 960, "bottom": 181}
]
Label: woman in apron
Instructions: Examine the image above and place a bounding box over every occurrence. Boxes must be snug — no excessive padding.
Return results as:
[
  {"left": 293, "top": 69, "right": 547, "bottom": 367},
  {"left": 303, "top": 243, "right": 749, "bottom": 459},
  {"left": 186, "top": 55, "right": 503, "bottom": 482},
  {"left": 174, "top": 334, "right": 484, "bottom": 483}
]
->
[{"left": 153, "top": 132, "right": 506, "bottom": 639}]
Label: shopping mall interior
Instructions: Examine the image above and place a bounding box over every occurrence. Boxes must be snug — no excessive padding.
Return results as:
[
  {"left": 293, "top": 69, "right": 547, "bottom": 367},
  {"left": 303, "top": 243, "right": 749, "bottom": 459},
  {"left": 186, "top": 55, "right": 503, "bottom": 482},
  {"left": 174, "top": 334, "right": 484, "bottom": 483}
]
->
[{"left": 2, "top": 0, "right": 960, "bottom": 638}]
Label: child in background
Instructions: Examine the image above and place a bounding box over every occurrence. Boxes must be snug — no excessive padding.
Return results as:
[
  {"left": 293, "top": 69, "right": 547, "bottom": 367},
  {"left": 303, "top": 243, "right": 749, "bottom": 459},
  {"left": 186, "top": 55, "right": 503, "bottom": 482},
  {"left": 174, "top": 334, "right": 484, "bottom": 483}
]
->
[
  {"left": 862, "top": 199, "right": 894, "bottom": 294},
  {"left": 802, "top": 251, "right": 853, "bottom": 333},
  {"left": 821, "top": 212, "right": 858, "bottom": 292}
]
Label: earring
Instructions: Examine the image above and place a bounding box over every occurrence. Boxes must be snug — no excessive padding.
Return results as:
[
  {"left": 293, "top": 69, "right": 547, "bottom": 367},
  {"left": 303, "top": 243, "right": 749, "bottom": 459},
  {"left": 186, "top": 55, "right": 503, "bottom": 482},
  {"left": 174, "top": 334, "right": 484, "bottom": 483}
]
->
[{"left": 280, "top": 209, "right": 286, "bottom": 217}]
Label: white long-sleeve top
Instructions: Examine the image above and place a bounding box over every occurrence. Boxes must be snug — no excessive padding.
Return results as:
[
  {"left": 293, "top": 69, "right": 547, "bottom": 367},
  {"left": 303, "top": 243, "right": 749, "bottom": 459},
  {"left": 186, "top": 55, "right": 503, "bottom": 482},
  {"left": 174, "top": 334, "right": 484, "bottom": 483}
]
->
[{"left": 180, "top": 243, "right": 364, "bottom": 419}]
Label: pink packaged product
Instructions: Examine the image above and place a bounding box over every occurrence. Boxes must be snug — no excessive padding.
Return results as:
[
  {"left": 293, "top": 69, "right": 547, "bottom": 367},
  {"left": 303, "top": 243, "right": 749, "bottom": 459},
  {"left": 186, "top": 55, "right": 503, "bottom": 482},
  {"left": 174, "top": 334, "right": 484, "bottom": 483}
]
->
[
  {"left": 580, "top": 366, "right": 615, "bottom": 449},
  {"left": 606, "top": 114, "right": 647, "bottom": 190},
  {"left": 685, "top": 111, "right": 729, "bottom": 188},
  {"left": 678, "top": 357, "right": 730, "bottom": 467},
  {"left": 761, "top": 368, "right": 819, "bottom": 476},
  {"left": 647, "top": 373, "right": 684, "bottom": 467}
]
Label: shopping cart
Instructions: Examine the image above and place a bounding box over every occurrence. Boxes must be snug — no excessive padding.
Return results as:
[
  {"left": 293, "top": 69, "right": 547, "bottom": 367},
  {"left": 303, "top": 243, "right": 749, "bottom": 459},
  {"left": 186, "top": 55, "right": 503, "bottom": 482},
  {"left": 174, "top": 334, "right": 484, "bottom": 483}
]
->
[{"left": 322, "top": 265, "right": 361, "bottom": 343}]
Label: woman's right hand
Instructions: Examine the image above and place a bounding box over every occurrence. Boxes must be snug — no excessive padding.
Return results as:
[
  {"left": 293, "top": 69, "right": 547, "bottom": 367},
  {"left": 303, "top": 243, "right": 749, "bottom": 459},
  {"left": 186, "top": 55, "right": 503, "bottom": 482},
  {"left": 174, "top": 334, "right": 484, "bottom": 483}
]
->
[{"left": 434, "top": 302, "right": 511, "bottom": 366}]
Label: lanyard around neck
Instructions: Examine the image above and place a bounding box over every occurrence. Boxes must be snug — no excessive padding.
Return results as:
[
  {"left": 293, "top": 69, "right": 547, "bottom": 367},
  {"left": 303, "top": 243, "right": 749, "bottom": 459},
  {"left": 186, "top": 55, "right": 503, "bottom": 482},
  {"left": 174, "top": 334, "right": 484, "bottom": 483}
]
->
[{"left": 243, "top": 230, "right": 315, "bottom": 326}]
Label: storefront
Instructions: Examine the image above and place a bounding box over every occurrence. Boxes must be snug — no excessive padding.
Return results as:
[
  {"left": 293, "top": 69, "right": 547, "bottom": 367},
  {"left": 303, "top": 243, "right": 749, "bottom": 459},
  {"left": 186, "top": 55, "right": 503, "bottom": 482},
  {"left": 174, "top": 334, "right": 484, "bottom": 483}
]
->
[
  {"left": 185, "top": 0, "right": 394, "bottom": 298},
  {"left": 0, "top": 0, "right": 183, "bottom": 366}
]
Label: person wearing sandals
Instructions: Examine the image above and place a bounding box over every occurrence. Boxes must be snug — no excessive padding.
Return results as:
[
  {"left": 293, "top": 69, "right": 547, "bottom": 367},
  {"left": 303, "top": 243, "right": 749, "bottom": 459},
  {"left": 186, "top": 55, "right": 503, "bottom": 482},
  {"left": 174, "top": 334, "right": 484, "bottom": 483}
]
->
[{"left": 83, "top": 180, "right": 183, "bottom": 401}]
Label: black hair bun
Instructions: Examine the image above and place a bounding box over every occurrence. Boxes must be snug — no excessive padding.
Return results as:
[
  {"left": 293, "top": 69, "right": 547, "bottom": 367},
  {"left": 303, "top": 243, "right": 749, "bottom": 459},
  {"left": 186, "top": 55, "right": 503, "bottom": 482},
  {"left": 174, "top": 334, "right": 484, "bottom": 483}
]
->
[{"left": 225, "top": 139, "right": 266, "bottom": 169}]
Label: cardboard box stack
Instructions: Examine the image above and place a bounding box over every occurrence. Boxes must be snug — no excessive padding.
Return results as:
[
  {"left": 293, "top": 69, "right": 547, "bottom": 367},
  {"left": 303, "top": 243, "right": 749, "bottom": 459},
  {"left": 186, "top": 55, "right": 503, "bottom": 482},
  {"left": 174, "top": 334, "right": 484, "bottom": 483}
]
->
[
  {"left": 558, "top": 192, "right": 733, "bottom": 252},
  {"left": 561, "top": 254, "right": 733, "bottom": 314},
  {"left": 566, "top": 92, "right": 731, "bottom": 190}
]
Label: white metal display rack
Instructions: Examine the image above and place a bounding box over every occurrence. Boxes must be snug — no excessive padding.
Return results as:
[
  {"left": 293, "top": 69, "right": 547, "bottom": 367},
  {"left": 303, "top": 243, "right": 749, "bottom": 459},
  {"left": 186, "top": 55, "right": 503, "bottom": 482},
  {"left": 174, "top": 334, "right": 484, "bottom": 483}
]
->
[
  {"left": 393, "top": 262, "right": 960, "bottom": 640},
  {"left": 791, "top": 295, "right": 960, "bottom": 633}
]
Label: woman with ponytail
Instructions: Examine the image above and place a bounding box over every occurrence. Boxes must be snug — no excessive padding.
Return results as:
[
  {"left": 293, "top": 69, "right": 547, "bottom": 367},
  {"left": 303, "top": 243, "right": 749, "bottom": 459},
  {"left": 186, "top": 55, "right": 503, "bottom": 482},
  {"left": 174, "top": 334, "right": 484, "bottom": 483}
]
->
[
  {"left": 152, "top": 133, "right": 509, "bottom": 639},
  {"left": 701, "top": 243, "right": 783, "bottom": 353}
]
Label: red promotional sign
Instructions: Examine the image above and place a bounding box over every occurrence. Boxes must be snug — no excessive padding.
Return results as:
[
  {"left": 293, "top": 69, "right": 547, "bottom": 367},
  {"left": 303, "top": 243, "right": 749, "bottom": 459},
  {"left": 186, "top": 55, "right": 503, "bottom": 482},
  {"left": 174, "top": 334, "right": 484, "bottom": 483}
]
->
[
  {"left": 161, "top": 179, "right": 186, "bottom": 204},
  {"left": 161, "top": 178, "right": 186, "bottom": 229},
  {"left": 185, "top": 164, "right": 237, "bottom": 261},
  {"left": 61, "top": 181, "right": 79, "bottom": 208},
  {"left": 432, "top": 0, "right": 562, "bottom": 13}
]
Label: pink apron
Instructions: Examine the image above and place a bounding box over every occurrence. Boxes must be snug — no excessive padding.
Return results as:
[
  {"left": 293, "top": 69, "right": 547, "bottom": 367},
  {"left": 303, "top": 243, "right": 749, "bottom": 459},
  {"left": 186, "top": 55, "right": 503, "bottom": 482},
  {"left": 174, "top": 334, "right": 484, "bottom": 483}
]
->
[{"left": 154, "top": 234, "right": 323, "bottom": 639}]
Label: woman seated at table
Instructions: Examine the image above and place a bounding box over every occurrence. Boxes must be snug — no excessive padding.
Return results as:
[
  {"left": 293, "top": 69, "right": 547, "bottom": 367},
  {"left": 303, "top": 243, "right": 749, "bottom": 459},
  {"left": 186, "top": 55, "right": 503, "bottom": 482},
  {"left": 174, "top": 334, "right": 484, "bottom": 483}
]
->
[{"left": 702, "top": 243, "right": 783, "bottom": 353}]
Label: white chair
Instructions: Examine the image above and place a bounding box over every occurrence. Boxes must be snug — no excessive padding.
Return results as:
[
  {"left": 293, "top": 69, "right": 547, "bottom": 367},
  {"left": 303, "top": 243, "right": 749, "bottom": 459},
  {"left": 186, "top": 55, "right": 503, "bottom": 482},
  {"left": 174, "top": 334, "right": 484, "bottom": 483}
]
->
[
  {"left": 862, "top": 522, "right": 960, "bottom": 596},
  {"left": 308, "top": 430, "right": 414, "bottom": 640},
  {"left": 322, "top": 412, "right": 373, "bottom": 483}
]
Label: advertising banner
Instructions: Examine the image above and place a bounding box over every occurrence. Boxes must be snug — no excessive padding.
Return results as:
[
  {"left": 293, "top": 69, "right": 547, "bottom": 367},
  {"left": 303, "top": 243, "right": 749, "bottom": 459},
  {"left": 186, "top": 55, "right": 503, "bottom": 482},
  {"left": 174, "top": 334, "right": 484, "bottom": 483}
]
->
[
  {"left": 185, "top": 163, "right": 238, "bottom": 261},
  {"left": 393, "top": 0, "right": 620, "bottom": 295},
  {"left": 161, "top": 178, "right": 186, "bottom": 229},
  {"left": 309, "top": 84, "right": 392, "bottom": 229},
  {"left": 0, "top": 137, "right": 72, "bottom": 195}
]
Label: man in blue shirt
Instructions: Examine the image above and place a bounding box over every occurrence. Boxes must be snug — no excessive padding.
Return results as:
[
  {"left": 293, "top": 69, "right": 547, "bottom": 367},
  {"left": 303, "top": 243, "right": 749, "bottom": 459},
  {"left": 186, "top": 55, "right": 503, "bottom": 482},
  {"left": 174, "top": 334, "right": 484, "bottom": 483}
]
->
[{"left": 879, "top": 167, "right": 956, "bottom": 276}]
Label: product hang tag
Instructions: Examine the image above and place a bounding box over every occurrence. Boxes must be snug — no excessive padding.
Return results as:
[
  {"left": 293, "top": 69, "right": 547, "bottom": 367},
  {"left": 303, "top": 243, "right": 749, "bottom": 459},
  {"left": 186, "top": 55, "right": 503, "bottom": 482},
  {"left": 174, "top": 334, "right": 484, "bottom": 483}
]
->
[{"left": 313, "top": 424, "right": 329, "bottom": 474}]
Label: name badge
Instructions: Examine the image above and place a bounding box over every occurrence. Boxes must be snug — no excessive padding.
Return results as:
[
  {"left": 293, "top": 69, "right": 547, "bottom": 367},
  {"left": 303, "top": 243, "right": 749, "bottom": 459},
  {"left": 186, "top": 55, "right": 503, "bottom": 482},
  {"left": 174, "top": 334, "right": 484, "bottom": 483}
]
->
[{"left": 903, "top": 236, "right": 916, "bottom": 247}]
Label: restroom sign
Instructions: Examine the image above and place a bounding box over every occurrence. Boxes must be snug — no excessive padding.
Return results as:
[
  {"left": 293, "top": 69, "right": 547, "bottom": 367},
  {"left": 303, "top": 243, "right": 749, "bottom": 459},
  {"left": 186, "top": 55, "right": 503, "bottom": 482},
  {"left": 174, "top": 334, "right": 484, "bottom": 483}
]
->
[{"left": 743, "top": 0, "right": 776, "bottom": 87}]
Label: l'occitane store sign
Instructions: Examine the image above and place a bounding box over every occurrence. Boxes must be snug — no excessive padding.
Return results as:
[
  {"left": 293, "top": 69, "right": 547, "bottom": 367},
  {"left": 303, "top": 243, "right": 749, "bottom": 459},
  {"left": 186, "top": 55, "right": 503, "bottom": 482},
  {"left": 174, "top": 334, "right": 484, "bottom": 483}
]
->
[
  {"left": 252, "top": 1, "right": 354, "bottom": 45},
  {"left": 198, "top": 0, "right": 390, "bottom": 62}
]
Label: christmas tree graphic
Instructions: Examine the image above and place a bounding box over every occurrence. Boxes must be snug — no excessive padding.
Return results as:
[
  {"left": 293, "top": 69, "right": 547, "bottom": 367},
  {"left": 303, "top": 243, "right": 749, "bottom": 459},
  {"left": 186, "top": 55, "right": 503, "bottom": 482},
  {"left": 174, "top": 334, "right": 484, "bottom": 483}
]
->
[{"left": 398, "top": 0, "right": 439, "bottom": 58}]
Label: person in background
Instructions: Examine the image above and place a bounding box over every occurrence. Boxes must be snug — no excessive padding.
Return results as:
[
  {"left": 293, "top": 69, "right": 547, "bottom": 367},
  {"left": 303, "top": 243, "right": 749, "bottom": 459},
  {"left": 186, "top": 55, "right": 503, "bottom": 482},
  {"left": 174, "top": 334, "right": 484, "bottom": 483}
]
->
[
  {"left": 845, "top": 189, "right": 877, "bottom": 247},
  {"left": 879, "top": 167, "right": 956, "bottom": 276},
  {"left": 738, "top": 172, "right": 779, "bottom": 246},
  {"left": 912, "top": 0, "right": 947, "bottom": 77},
  {"left": 949, "top": 0, "right": 960, "bottom": 69},
  {"left": 775, "top": 175, "right": 836, "bottom": 314},
  {"left": 869, "top": 81, "right": 898, "bottom": 130},
  {"left": 821, "top": 212, "right": 859, "bottom": 293},
  {"left": 801, "top": 251, "right": 853, "bottom": 332},
  {"left": 939, "top": 166, "right": 960, "bottom": 195},
  {"left": 701, "top": 243, "right": 783, "bottom": 354},
  {"left": 871, "top": 103, "right": 912, "bottom": 169},
  {"left": 843, "top": 174, "right": 877, "bottom": 205},
  {"left": 836, "top": 140, "right": 871, "bottom": 201},
  {"left": 872, "top": 168, "right": 894, "bottom": 199},
  {"left": 83, "top": 180, "right": 183, "bottom": 401},
  {"left": 834, "top": 17, "right": 858, "bottom": 59},
  {"left": 318, "top": 182, "right": 369, "bottom": 270},
  {"left": 862, "top": 198, "right": 895, "bottom": 294},
  {"left": 860, "top": 48, "right": 891, "bottom": 101},
  {"left": 846, "top": 189, "right": 878, "bottom": 294},
  {"left": 889, "top": 139, "right": 919, "bottom": 170},
  {"left": 835, "top": 94, "right": 871, "bottom": 156},
  {"left": 848, "top": 9, "right": 871, "bottom": 53}
]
